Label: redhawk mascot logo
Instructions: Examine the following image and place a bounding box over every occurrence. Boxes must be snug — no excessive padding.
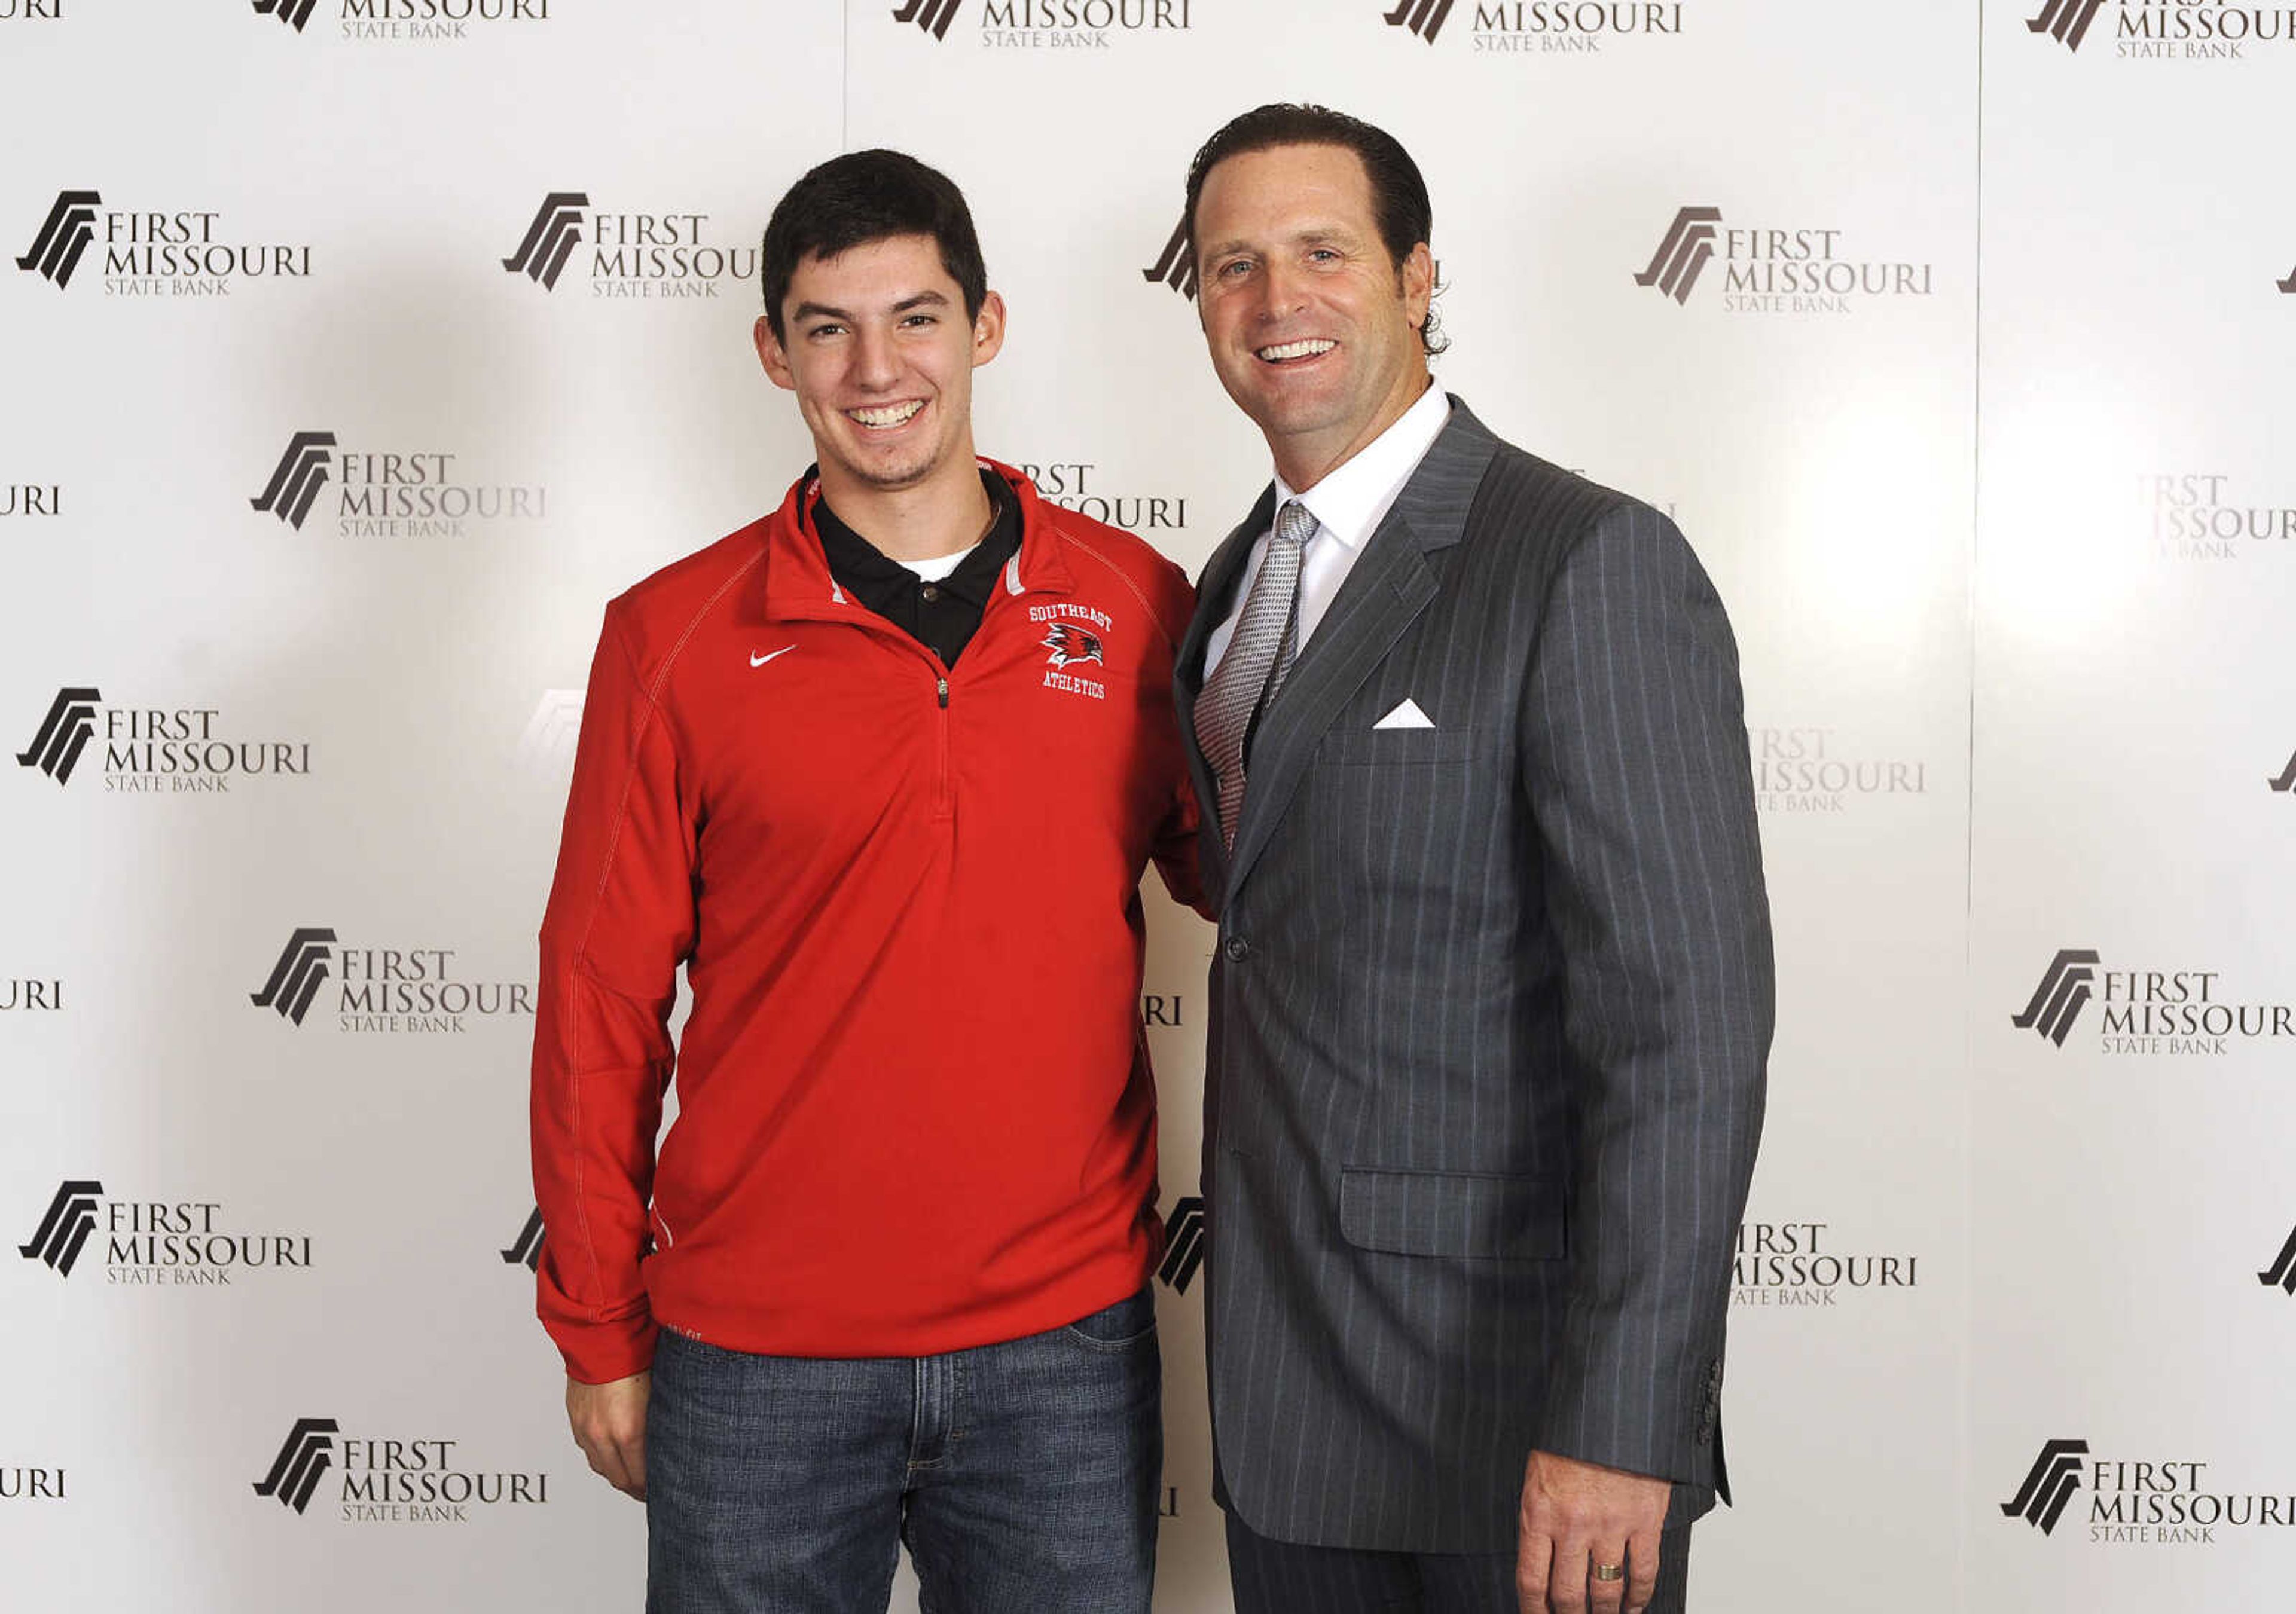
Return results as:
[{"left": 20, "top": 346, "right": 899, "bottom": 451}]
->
[{"left": 1042, "top": 623, "right": 1105, "bottom": 669}]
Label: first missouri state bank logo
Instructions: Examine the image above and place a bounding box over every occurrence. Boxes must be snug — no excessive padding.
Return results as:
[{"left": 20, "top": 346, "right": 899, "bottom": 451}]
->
[
  {"left": 252, "top": 0, "right": 319, "bottom": 29},
  {"left": 16, "top": 687, "right": 100, "bottom": 785},
  {"left": 251, "top": 429, "right": 546, "bottom": 536},
  {"left": 2011, "top": 949, "right": 2099, "bottom": 1046},
  {"left": 254, "top": 0, "right": 546, "bottom": 38},
  {"left": 253, "top": 1420, "right": 338, "bottom": 1513},
  {"left": 16, "top": 687, "right": 311, "bottom": 793},
  {"left": 14, "top": 191, "right": 100, "bottom": 287},
  {"left": 2026, "top": 0, "right": 2296, "bottom": 57},
  {"left": 1157, "top": 1194, "right": 1204, "bottom": 1292},
  {"left": 503, "top": 193, "right": 589, "bottom": 291},
  {"left": 15, "top": 189, "right": 311, "bottom": 295},
  {"left": 17, "top": 1181, "right": 102, "bottom": 1277},
  {"left": 250, "top": 925, "right": 533, "bottom": 1033},
  {"left": 1383, "top": 0, "right": 1456, "bottom": 40},
  {"left": 2027, "top": 0, "right": 2108, "bottom": 48},
  {"left": 1141, "top": 213, "right": 1198, "bottom": 301},
  {"left": 2004, "top": 1439, "right": 2091, "bottom": 1536},
  {"left": 1635, "top": 206, "right": 1934, "bottom": 313},
  {"left": 2011, "top": 947, "right": 2296, "bottom": 1056},
  {"left": 2002, "top": 1438, "right": 2296, "bottom": 1545},
  {"left": 1383, "top": 1, "right": 1687, "bottom": 52},
  {"left": 896, "top": 0, "right": 1191, "bottom": 47},
  {"left": 504, "top": 193, "right": 756, "bottom": 298},
  {"left": 893, "top": 0, "right": 962, "bottom": 36},
  {"left": 254, "top": 1416, "right": 548, "bottom": 1523},
  {"left": 18, "top": 1180, "right": 313, "bottom": 1285}
]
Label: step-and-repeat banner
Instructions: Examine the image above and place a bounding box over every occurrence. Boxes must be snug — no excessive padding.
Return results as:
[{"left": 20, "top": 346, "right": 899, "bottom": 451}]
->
[{"left": 4, "top": 2, "right": 2289, "bottom": 1609}]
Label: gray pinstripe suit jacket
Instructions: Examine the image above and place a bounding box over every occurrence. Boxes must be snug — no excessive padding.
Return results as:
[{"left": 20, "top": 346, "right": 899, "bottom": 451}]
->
[{"left": 1175, "top": 399, "right": 1772, "bottom": 1553}]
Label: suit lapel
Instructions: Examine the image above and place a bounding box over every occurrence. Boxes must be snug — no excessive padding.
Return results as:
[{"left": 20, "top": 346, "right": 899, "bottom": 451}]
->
[
  {"left": 1177, "top": 487, "right": 1275, "bottom": 897},
  {"left": 1222, "top": 401, "right": 1503, "bottom": 901}
]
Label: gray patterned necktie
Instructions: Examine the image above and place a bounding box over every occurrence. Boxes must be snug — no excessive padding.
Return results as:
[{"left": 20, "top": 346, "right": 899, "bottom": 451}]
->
[{"left": 1196, "top": 499, "right": 1317, "bottom": 849}]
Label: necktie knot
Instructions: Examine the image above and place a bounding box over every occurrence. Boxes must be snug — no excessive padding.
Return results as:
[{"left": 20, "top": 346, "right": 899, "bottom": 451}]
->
[{"left": 1274, "top": 497, "right": 1316, "bottom": 551}]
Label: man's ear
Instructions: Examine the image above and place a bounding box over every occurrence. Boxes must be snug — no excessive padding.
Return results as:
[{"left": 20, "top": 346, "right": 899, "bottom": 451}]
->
[
  {"left": 754, "top": 315, "right": 795, "bottom": 392},
  {"left": 1401, "top": 242, "right": 1434, "bottom": 331},
  {"left": 971, "top": 291, "right": 1007, "bottom": 368}
]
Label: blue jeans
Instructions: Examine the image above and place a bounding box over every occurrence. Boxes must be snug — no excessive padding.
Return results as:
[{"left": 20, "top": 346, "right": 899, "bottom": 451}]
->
[{"left": 646, "top": 1286, "right": 1161, "bottom": 1614}]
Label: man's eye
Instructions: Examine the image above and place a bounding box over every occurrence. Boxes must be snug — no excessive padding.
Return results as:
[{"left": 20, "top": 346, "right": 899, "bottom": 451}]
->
[
  {"left": 806, "top": 325, "right": 844, "bottom": 340},
  {"left": 1217, "top": 259, "right": 1253, "bottom": 279},
  {"left": 1309, "top": 249, "right": 1340, "bottom": 263},
  {"left": 901, "top": 314, "right": 938, "bottom": 328}
]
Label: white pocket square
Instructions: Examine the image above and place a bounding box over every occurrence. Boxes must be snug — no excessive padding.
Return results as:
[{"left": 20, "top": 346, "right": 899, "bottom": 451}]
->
[{"left": 1372, "top": 699, "right": 1435, "bottom": 731}]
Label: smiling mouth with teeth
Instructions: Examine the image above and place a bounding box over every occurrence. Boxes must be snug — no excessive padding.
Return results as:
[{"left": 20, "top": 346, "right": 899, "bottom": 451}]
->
[
  {"left": 847, "top": 400, "right": 926, "bottom": 429},
  {"left": 1256, "top": 339, "right": 1337, "bottom": 363}
]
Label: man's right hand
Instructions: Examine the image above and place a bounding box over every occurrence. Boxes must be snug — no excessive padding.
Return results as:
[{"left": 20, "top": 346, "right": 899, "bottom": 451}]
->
[{"left": 566, "top": 1370, "right": 651, "bottom": 1500}]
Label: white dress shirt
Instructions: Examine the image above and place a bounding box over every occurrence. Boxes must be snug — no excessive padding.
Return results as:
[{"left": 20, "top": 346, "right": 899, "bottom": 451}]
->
[{"left": 1203, "top": 381, "right": 1452, "bottom": 679}]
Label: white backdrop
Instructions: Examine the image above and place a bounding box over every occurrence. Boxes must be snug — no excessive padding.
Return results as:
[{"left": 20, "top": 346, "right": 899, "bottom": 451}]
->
[{"left": 3, "top": 2, "right": 2289, "bottom": 1610}]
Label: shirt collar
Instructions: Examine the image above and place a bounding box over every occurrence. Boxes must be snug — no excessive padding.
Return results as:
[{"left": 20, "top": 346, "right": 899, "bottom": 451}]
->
[
  {"left": 811, "top": 469, "right": 1018, "bottom": 610},
  {"left": 1272, "top": 381, "right": 1452, "bottom": 551}
]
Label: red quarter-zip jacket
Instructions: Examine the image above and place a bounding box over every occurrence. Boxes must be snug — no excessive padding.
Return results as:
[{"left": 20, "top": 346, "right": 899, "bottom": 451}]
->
[{"left": 532, "top": 460, "right": 1202, "bottom": 1383}]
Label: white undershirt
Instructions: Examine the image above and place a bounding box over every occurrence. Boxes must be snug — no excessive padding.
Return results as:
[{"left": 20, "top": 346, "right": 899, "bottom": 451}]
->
[
  {"left": 899, "top": 543, "right": 978, "bottom": 584},
  {"left": 1204, "top": 382, "right": 1452, "bottom": 678}
]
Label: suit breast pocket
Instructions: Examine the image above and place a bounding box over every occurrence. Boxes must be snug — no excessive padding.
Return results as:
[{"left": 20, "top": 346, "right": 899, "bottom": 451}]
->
[{"left": 1316, "top": 726, "right": 1483, "bottom": 767}]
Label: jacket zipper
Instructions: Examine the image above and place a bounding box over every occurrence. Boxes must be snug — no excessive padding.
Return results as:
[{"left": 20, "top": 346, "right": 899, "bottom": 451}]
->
[{"left": 935, "top": 674, "right": 952, "bottom": 818}]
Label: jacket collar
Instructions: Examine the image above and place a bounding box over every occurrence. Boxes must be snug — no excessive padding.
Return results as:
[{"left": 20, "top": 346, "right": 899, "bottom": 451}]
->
[
  {"left": 1186, "top": 396, "right": 1503, "bottom": 901},
  {"left": 761, "top": 457, "right": 1076, "bottom": 622}
]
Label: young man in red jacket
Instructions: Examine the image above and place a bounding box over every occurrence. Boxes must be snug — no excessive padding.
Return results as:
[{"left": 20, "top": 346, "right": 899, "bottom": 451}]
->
[{"left": 530, "top": 149, "right": 1201, "bottom": 1613}]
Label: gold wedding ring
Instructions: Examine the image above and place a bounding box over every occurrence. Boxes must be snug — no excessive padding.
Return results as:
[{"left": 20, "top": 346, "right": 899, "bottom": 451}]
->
[{"left": 1592, "top": 1563, "right": 1626, "bottom": 1583}]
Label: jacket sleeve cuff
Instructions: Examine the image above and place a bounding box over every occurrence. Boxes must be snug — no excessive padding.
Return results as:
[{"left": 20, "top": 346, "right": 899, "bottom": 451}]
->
[{"left": 550, "top": 1310, "right": 660, "bottom": 1385}]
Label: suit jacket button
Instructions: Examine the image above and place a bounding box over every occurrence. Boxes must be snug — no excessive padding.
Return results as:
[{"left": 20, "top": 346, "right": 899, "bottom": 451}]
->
[{"left": 1223, "top": 936, "right": 1251, "bottom": 962}]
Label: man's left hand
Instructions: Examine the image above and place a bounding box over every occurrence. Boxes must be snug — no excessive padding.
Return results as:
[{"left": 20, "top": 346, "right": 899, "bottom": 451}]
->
[{"left": 1515, "top": 1448, "right": 1669, "bottom": 1614}]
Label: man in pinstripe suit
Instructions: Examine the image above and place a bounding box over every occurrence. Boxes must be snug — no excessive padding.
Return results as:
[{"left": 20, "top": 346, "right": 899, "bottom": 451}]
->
[{"left": 1174, "top": 105, "right": 1772, "bottom": 1614}]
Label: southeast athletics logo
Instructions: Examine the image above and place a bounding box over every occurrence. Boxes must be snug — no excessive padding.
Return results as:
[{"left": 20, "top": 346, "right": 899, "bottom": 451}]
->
[
  {"left": 252, "top": 1416, "right": 549, "bottom": 1524},
  {"left": 1635, "top": 206, "right": 1934, "bottom": 314},
  {"left": 503, "top": 193, "right": 755, "bottom": 301},
  {"left": 1732, "top": 1220, "right": 1919, "bottom": 1310},
  {"left": 16, "top": 190, "right": 312, "bottom": 298},
  {"left": 16, "top": 688, "right": 312, "bottom": 795},
  {"left": 895, "top": 0, "right": 1193, "bottom": 51},
  {"left": 2026, "top": 0, "right": 2296, "bottom": 60},
  {"left": 2270, "top": 748, "right": 2296, "bottom": 796},
  {"left": 2004, "top": 1438, "right": 2296, "bottom": 1545},
  {"left": 254, "top": 0, "right": 548, "bottom": 44},
  {"left": 250, "top": 430, "right": 546, "bottom": 538},
  {"left": 2141, "top": 473, "right": 2295, "bottom": 561},
  {"left": 1018, "top": 460, "right": 1187, "bottom": 535},
  {"left": 250, "top": 925, "right": 533, "bottom": 1034},
  {"left": 17, "top": 1179, "right": 313, "bottom": 1288},
  {"left": 2011, "top": 948, "right": 2296, "bottom": 1057},
  {"left": 1032, "top": 603, "right": 1112, "bottom": 701},
  {"left": 1384, "top": 0, "right": 1690, "bottom": 55},
  {"left": 1751, "top": 725, "right": 1929, "bottom": 816}
]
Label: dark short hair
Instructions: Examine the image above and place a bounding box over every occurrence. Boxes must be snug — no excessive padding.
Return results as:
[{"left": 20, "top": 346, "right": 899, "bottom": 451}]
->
[
  {"left": 759, "top": 149, "right": 987, "bottom": 341},
  {"left": 1183, "top": 103, "right": 1447, "bottom": 357}
]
